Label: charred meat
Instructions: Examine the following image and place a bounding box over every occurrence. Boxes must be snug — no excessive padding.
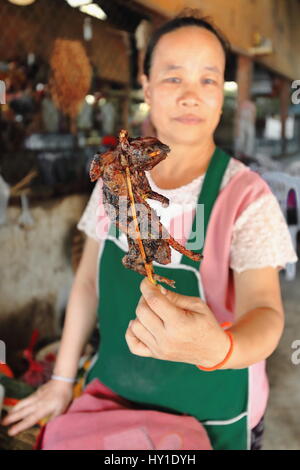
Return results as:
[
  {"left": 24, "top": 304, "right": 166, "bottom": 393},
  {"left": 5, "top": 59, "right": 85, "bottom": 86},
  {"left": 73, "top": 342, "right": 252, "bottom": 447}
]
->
[{"left": 90, "top": 129, "right": 202, "bottom": 287}]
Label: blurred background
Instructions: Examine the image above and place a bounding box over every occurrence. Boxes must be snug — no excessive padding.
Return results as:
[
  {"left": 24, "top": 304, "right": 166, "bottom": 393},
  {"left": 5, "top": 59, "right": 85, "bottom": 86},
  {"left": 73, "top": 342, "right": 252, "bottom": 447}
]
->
[{"left": 0, "top": 0, "right": 299, "bottom": 450}]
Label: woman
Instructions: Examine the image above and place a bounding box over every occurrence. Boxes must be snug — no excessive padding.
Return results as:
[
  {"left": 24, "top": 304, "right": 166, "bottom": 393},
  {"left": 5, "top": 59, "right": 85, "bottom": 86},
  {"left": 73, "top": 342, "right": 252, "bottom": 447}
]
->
[{"left": 2, "top": 14, "right": 297, "bottom": 450}]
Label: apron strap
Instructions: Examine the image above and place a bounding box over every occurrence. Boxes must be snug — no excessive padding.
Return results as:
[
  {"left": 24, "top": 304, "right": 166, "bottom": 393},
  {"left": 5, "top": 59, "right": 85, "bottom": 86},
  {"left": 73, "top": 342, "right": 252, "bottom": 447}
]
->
[{"left": 181, "top": 147, "right": 231, "bottom": 268}]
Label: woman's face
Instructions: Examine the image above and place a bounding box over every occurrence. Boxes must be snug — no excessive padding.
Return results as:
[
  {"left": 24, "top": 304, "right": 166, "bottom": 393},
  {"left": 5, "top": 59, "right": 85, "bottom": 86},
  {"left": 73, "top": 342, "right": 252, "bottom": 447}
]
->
[{"left": 141, "top": 26, "right": 225, "bottom": 146}]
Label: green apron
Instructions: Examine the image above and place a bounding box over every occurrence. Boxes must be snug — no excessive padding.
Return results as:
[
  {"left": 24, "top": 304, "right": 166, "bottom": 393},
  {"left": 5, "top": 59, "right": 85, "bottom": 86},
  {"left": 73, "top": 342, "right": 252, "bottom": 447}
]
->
[{"left": 84, "top": 147, "right": 250, "bottom": 450}]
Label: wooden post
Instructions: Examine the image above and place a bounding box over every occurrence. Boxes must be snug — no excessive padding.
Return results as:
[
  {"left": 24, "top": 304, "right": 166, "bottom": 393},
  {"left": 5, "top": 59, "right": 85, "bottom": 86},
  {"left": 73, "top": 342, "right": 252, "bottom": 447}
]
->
[
  {"left": 234, "top": 55, "right": 254, "bottom": 156},
  {"left": 121, "top": 86, "right": 131, "bottom": 133},
  {"left": 120, "top": 31, "right": 131, "bottom": 133},
  {"left": 236, "top": 56, "right": 253, "bottom": 106}
]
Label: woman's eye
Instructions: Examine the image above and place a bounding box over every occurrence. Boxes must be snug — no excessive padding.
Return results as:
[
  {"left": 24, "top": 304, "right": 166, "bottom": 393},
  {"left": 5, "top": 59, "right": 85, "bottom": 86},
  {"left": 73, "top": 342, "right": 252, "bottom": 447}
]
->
[
  {"left": 203, "top": 78, "right": 217, "bottom": 85},
  {"left": 164, "top": 77, "right": 181, "bottom": 83}
]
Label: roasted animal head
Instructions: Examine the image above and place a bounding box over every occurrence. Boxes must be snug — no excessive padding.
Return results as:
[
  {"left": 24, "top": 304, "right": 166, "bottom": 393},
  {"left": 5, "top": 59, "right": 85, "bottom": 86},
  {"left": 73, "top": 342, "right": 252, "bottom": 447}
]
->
[
  {"left": 89, "top": 130, "right": 170, "bottom": 182},
  {"left": 119, "top": 129, "right": 170, "bottom": 171}
]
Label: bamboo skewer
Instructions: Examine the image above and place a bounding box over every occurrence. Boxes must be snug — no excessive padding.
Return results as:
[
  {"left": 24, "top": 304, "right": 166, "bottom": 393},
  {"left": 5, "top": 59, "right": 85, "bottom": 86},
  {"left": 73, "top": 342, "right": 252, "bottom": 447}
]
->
[{"left": 125, "top": 166, "right": 157, "bottom": 286}]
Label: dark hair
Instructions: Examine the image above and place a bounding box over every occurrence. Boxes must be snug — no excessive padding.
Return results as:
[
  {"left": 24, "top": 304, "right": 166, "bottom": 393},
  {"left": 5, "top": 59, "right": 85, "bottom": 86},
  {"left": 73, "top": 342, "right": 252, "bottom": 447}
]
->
[{"left": 143, "top": 15, "right": 231, "bottom": 77}]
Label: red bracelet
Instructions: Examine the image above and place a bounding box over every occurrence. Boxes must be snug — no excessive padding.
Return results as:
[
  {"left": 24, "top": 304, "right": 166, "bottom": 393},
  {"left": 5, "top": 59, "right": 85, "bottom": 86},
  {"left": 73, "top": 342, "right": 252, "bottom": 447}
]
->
[{"left": 196, "top": 326, "right": 234, "bottom": 372}]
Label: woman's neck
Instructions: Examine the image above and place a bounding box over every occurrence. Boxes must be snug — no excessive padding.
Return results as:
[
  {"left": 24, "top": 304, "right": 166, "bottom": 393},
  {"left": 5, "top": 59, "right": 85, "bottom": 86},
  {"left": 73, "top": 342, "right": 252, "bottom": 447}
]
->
[{"left": 149, "top": 138, "right": 216, "bottom": 190}]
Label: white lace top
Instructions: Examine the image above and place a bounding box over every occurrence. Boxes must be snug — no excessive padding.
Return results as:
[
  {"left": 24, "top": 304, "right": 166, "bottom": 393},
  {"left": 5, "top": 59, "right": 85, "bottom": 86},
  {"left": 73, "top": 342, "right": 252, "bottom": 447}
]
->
[{"left": 77, "top": 158, "right": 298, "bottom": 273}]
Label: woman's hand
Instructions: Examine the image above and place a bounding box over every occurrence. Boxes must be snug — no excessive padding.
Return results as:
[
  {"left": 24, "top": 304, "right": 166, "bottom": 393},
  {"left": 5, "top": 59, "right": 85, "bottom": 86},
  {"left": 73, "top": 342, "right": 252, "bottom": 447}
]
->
[
  {"left": 125, "top": 278, "right": 231, "bottom": 368},
  {"left": 0, "top": 379, "right": 74, "bottom": 436}
]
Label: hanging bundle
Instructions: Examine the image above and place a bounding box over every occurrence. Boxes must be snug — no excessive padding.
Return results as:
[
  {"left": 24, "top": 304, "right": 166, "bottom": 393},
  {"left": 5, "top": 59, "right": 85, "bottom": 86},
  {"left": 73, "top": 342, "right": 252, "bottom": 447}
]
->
[{"left": 50, "top": 39, "right": 92, "bottom": 127}]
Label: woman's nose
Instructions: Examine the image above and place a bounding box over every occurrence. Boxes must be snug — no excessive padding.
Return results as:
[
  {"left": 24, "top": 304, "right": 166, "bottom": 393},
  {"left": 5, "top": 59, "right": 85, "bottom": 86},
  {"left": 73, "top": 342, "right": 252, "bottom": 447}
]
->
[{"left": 178, "top": 91, "right": 201, "bottom": 107}]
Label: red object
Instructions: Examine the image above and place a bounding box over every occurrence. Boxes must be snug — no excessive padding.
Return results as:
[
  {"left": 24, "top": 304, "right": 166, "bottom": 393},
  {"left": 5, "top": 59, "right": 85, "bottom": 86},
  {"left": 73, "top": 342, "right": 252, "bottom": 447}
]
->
[
  {"left": 33, "top": 425, "right": 47, "bottom": 450},
  {"left": 220, "top": 321, "right": 233, "bottom": 329},
  {"left": 287, "top": 190, "right": 297, "bottom": 208},
  {"left": 102, "top": 135, "right": 117, "bottom": 148},
  {"left": 20, "top": 329, "right": 51, "bottom": 387},
  {"left": 45, "top": 353, "right": 56, "bottom": 362},
  {"left": 196, "top": 330, "right": 234, "bottom": 372},
  {"left": 4, "top": 397, "right": 19, "bottom": 406},
  {"left": 22, "top": 329, "right": 43, "bottom": 373},
  {"left": 0, "top": 363, "right": 14, "bottom": 378}
]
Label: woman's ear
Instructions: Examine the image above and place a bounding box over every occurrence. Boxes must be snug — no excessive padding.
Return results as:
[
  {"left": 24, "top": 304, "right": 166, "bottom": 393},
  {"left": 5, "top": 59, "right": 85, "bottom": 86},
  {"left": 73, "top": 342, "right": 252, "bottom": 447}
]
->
[{"left": 140, "top": 74, "right": 151, "bottom": 106}]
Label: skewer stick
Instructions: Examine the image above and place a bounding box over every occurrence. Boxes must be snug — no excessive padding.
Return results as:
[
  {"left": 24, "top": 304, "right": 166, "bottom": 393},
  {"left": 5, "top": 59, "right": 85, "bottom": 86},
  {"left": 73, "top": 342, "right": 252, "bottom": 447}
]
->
[{"left": 125, "top": 166, "right": 157, "bottom": 286}]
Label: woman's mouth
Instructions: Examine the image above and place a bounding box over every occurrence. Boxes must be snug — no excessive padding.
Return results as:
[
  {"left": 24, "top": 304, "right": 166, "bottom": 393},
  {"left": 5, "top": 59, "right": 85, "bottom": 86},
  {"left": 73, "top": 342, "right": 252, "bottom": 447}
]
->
[{"left": 173, "top": 114, "right": 204, "bottom": 125}]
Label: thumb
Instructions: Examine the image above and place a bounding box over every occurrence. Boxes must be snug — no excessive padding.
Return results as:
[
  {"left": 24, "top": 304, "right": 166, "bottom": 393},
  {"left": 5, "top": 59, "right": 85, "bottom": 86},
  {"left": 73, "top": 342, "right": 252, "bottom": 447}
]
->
[{"left": 158, "top": 284, "right": 206, "bottom": 313}]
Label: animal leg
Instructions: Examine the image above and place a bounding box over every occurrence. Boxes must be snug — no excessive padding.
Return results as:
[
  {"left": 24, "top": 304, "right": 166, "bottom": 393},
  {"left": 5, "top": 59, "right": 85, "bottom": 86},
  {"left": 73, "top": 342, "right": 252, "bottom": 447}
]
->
[
  {"left": 145, "top": 190, "right": 169, "bottom": 208},
  {"left": 136, "top": 172, "right": 169, "bottom": 207},
  {"left": 168, "top": 235, "right": 203, "bottom": 262}
]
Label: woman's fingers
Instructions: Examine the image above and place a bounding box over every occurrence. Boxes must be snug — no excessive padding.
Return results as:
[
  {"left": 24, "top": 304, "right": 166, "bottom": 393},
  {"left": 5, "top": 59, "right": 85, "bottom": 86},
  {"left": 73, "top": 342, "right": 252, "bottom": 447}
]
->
[
  {"left": 1, "top": 392, "right": 39, "bottom": 425},
  {"left": 125, "top": 322, "right": 153, "bottom": 357},
  {"left": 1, "top": 381, "right": 73, "bottom": 437},
  {"left": 136, "top": 296, "right": 164, "bottom": 335},
  {"left": 140, "top": 277, "right": 207, "bottom": 318},
  {"left": 2, "top": 403, "right": 37, "bottom": 428},
  {"left": 7, "top": 409, "right": 49, "bottom": 436},
  {"left": 2, "top": 394, "right": 37, "bottom": 422},
  {"left": 5, "top": 398, "right": 55, "bottom": 436},
  {"left": 130, "top": 317, "right": 157, "bottom": 349}
]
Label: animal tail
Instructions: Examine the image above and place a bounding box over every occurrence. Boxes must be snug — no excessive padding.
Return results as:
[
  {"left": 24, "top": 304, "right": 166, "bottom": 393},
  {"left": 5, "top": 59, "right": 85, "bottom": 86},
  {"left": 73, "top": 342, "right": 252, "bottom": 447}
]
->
[{"left": 168, "top": 236, "right": 203, "bottom": 262}]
